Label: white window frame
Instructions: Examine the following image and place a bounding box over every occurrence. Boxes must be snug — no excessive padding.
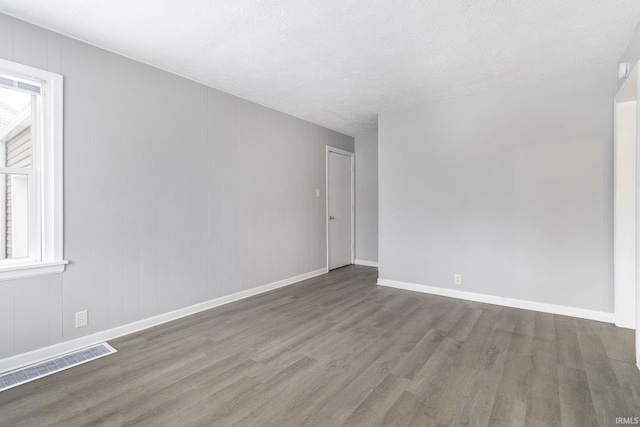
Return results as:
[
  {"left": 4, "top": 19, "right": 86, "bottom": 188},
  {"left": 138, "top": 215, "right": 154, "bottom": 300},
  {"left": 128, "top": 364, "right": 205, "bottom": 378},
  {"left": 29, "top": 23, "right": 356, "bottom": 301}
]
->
[{"left": 0, "top": 58, "right": 66, "bottom": 279}]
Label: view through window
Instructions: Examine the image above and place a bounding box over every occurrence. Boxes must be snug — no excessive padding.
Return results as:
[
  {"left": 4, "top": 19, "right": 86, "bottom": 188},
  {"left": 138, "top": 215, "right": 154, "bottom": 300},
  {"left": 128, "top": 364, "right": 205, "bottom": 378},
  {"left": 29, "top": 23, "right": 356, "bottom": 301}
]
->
[
  {"left": 0, "top": 85, "right": 35, "bottom": 260},
  {"left": 0, "top": 58, "right": 65, "bottom": 279}
]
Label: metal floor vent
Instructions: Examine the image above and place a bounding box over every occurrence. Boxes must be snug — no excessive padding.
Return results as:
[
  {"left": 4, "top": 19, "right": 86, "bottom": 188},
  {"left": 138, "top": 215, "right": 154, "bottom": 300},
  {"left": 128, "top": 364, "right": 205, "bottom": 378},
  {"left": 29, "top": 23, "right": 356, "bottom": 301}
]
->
[{"left": 0, "top": 342, "right": 117, "bottom": 392}]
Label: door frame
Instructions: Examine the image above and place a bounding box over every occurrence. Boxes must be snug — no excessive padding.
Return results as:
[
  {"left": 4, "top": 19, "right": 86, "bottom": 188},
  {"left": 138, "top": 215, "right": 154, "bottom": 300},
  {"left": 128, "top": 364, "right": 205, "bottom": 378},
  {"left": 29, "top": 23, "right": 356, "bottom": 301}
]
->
[
  {"left": 614, "top": 60, "right": 640, "bottom": 370},
  {"left": 326, "top": 146, "right": 355, "bottom": 270}
]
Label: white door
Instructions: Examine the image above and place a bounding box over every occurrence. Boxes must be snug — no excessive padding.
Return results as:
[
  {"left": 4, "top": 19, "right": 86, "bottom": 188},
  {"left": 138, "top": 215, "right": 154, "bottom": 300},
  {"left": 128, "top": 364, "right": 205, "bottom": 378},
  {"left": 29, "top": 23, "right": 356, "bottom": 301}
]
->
[{"left": 328, "top": 149, "right": 353, "bottom": 270}]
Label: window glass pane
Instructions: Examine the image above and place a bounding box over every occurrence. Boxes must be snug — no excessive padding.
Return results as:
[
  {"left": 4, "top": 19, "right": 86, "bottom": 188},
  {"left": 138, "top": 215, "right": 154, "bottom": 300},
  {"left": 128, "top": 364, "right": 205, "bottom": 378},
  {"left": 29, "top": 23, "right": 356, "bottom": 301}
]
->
[
  {"left": 0, "top": 87, "right": 32, "bottom": 170},
  {"left": 0, "top": 86, "right": 30, "bottom": 128},
  {"left": 0, "top": 173, "right": 29, "bottom": 260},
  {"left": 0, "top": 84, "right": 33, "bottom": 260},
  {"left": 5, "top": 125, "right": 32, "bottom": 169}
]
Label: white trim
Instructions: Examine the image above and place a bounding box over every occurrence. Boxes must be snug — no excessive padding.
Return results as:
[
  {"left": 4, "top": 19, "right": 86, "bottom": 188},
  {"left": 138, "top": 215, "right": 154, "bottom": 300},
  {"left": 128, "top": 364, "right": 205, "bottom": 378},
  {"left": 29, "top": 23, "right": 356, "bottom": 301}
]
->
[
  {"left": 326, "top": 146, "right": 355, "bottom": 270},
  {"left": 42, "top": 71, "right": 64, "bottom": 263},
  {"left": 326, "top": 146, "right": 354, "bottom": 158},
  {"left": 377, "top": 278, "right": 614, "bottom": 324},
  {"left": 0, "top": 59, "right": 61, "bottom": 84},
  {"left": 0, "top": 260, "right": 67, "bottom": 280},
  {"left": 354, "top": 259, "right": 379, "bottom": 267},
  {"left": 614, "top": 97, "right": 638, "bottom": 330},
  {"left": 0, "top": 267, "right": 327, "bottom": 374},
  {"left": 0, "top": 58, "right": 66, "bottom": 279},
  {"left": 613, "top": 62, "right": 640, "bottom": 366}
]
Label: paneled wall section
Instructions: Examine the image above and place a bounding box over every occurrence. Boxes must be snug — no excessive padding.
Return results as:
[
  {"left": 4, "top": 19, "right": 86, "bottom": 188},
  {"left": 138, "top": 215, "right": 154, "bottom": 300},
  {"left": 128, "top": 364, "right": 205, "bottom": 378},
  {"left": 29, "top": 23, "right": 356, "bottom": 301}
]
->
[
  {"left": 379, "top": 66, "right": 614, "bottom": 313},
  {"left": 0, "top": 14, "right": 353, "bottom": 360}
]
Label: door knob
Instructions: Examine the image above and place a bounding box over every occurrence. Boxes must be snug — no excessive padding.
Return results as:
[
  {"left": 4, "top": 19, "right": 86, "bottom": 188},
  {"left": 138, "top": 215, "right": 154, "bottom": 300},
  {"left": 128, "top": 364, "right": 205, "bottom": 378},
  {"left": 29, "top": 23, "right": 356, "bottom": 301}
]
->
[{"left": 329, "top": 216, "right": 335, "bottom": 220}]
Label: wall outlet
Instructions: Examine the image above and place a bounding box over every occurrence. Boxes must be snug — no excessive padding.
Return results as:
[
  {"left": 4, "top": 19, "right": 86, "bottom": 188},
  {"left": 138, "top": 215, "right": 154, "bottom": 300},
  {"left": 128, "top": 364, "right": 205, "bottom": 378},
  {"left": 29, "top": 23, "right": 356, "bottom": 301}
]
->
[
  {"left": 454, "top": 274, "right": 462, "bottom": 285},
  {"left": 75, "top": 310, "right": 88, "bottom": 328},
  {"left": 316, "top": 188, "right": 321, "bottom": 198}
]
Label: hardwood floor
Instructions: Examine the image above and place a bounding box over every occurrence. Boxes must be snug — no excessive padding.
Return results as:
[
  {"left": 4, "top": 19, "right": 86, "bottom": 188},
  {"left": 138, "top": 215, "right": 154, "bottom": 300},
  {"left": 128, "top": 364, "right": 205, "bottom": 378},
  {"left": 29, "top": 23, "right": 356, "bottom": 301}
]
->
[{"left": 1, "top": 265, "right": 639, "bottom": 426}]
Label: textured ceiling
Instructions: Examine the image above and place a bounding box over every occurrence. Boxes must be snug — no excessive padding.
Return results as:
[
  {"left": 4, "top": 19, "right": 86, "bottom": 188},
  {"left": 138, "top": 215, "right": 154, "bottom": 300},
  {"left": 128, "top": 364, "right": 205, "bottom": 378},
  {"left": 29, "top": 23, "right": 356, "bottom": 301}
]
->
[{"left": 0, "top": 1, "right": 639, "bottom": 136}]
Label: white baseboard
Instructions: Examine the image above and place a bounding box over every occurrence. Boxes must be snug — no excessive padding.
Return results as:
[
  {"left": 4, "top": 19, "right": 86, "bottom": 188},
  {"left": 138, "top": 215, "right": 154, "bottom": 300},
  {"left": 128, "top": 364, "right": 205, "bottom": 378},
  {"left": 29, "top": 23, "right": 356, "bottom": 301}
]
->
[
  {"left": 615, "top": 318, "right": 636, "bottom": 330},
  {"left": 354, "top": 259, "right": 379, "bottom": 267},
  {"left": 0, "top": 267, "right": 328, "bottom": 374},
  {"left": 377, "top": 278, "right": 614, "bottom": 324}
]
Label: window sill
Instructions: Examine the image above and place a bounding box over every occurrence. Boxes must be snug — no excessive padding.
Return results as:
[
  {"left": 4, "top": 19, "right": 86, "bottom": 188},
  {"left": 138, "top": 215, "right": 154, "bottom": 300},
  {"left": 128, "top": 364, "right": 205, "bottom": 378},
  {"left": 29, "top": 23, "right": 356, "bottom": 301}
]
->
[{"left": 0, "top": 260, "right": 68, "bottom": 281}]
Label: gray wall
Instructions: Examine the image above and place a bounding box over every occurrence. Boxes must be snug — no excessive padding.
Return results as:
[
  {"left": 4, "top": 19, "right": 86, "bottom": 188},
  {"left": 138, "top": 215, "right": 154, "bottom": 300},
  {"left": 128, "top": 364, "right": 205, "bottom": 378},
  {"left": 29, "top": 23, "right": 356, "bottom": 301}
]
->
[
  {"left": 0, "top": 13, "right": 353, "bottom": 360},
  {"left": 355, "top": 130, "right": 378, "bottom": 263},
  {"left": 379, "top": 65, "right": 615, "bottom": 313}
]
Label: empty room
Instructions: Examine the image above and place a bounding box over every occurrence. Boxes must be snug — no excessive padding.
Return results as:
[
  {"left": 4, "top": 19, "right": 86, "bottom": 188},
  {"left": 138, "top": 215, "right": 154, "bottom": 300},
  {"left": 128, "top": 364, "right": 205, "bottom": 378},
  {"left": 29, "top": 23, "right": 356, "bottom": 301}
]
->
[{"left": 1, "top": 1, "right": 640, "bottom": 426}]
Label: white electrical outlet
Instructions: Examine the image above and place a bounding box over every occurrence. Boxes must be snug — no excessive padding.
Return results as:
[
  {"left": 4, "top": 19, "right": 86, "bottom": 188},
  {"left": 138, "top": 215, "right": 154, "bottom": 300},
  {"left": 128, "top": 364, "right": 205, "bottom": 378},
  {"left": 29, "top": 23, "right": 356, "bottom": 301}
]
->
[
  {"left": 316, "top": 188, "right": 321, "bottom": 198},
  {"left": 75, "top": 310, "right": 88, "bottom": 328},
  {"left": 454, "top": 274, "right": 462, "bottom": 285}
]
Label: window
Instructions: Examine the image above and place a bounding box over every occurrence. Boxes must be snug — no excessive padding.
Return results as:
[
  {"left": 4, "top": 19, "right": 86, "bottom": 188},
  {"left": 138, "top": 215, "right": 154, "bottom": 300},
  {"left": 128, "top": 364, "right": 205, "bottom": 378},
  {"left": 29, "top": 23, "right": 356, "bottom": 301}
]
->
[{"left": 0, "top": 59, "right": 65, "bottom": 279}]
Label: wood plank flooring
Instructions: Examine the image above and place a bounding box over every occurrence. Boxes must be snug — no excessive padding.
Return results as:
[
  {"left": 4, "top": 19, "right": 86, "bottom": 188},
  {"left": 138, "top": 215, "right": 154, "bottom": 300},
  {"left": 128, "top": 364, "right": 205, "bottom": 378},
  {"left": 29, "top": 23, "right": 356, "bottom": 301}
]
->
[{"left": 1, "top": 265, "right": 639, "bottom": 426}]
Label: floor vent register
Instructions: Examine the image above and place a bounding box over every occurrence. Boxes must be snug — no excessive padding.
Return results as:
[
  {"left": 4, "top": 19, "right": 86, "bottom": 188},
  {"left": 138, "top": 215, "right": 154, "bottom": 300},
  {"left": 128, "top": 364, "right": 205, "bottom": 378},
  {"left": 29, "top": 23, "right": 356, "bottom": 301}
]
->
[{"left": 0, "top": 342, "right": 117, "bottom": 392}]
